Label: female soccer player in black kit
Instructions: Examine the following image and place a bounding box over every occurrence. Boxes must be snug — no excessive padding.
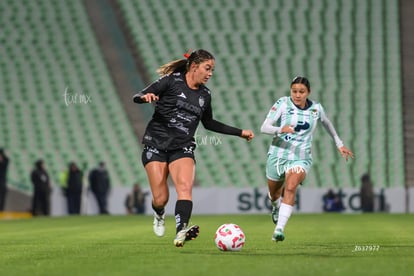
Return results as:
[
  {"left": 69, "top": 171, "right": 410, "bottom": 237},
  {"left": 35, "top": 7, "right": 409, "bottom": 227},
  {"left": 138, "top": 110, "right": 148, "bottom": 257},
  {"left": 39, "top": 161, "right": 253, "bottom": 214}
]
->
[{"left": 133, "top": 49, "right": 254, "bottom": 247}]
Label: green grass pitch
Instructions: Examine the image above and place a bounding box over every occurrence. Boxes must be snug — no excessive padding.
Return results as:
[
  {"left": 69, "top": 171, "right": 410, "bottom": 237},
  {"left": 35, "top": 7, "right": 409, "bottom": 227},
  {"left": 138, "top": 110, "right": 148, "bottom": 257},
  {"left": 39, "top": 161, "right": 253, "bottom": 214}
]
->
[{"left": 0, "top": 213, "right": 413, "bottom": 276}]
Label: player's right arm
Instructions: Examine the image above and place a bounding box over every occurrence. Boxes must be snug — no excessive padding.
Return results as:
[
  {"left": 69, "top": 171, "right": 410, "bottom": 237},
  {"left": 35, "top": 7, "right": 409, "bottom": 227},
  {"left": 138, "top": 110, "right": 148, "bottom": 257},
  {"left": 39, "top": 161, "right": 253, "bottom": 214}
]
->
[
  {"left": 260, "top": 97, "right": 294, "bottom": 135},
  {"left": 133, "top": 75, "right": 170, "bottom": 104}
]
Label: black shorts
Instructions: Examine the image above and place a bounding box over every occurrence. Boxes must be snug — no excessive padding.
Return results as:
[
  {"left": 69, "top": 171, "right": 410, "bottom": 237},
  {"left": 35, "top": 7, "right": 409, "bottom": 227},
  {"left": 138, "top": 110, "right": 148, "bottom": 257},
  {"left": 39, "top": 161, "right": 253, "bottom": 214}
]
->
[{"left": 141, "top": 145, "right": 196, "bottom": 167}]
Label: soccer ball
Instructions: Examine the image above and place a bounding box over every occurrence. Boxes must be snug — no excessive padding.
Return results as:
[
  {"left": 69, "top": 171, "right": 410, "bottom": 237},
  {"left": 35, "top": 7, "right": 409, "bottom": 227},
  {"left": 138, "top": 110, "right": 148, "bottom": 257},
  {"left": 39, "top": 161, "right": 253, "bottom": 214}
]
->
[{"left": 214, "top": 223, "right": 245, "bottom": 251}]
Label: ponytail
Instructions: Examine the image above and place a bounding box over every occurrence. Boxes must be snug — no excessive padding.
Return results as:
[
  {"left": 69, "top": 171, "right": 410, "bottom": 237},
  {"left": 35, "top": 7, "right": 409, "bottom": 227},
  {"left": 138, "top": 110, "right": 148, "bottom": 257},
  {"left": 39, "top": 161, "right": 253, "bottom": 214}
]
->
[
  {"left": 156, "top": 59, "right": 187, "bottom": 76},
  {"left": 156, "top": 49, "right": 215, "bottom": 76}
]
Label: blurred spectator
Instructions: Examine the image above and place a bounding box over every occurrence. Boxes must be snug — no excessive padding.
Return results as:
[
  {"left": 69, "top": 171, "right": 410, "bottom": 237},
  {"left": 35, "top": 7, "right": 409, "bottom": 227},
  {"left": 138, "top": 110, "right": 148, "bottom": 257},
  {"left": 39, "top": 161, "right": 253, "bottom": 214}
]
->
[
  {"left": 0, "top": 148, "right": 10, "bottom": 211},
  {"left": 89, "top": 162, "right": 111, "bottom": 214},
  {"left": 125, "top": 183, "right": 148, "bottom": 215},
  {"left": 30, "top": 159, "right": 51, "bottom": 216},
  {"left": 322, "top": 189, "right": 344, "bottom": 212},
  {"left": 66, "top": 162, "right": 83, "bottom": 215},
  {"left": 360, "top": 173, "right": 374, "bottom": 212}
]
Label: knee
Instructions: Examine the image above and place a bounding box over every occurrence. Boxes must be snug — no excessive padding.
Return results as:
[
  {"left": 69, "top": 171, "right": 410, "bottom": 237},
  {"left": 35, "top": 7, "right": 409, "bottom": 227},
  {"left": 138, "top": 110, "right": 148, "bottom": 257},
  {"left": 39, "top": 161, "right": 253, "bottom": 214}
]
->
[
  {"left": 284, "top": 183, "right": 298, "bottom": 195},
  {"left": 175, "top": 179, "right": 193, "bottom": 198}
]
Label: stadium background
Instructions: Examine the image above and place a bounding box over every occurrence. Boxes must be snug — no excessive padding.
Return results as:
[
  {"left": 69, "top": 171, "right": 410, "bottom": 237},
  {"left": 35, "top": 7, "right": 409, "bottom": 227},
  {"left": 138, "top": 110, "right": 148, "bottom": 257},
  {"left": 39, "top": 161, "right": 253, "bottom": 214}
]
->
[{"left": 0, "top": 0, "right": 413, "bottom": 214}]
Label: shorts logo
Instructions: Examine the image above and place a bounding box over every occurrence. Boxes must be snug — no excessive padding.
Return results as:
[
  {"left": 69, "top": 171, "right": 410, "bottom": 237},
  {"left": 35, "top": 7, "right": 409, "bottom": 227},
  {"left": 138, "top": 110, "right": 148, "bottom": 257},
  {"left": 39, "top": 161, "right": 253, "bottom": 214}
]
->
[
  {"left": 145, "top": 146, "right": 159, "bottom": 160},
  {"left": 183, "top": 146, "right": 194, "bottom": 154}
]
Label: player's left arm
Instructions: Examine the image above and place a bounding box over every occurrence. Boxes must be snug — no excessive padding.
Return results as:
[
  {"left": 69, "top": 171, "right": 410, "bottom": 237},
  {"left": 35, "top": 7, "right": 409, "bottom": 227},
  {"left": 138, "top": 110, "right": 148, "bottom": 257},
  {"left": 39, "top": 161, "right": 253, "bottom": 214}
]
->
[
  {"left": 201, "top": 103, "right": 254, "bottom": 141},
  {"left": 319, "top": 105, "right": 354, "bottom": 161}
]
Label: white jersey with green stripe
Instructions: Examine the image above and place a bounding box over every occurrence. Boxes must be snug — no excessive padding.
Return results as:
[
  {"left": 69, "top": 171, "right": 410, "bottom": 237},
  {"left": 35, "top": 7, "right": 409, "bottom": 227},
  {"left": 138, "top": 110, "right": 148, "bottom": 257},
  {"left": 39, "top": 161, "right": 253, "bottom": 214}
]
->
[{"left": 264, "top": 96, "right": 343, "bottom": 160}]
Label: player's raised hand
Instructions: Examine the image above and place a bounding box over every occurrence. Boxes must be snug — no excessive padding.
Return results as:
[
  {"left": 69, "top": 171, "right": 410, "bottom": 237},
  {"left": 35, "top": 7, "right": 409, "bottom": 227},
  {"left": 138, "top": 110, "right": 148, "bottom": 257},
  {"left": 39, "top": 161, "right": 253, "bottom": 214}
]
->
[
  {"left": 241, "top": 129, "right": 254, "bottom": 142},
  {"left": 338, "top": 146, "right": 354, "bottom": 161},
  {"left": 141, "top": 93, "right": 159, "bottom": 103}
]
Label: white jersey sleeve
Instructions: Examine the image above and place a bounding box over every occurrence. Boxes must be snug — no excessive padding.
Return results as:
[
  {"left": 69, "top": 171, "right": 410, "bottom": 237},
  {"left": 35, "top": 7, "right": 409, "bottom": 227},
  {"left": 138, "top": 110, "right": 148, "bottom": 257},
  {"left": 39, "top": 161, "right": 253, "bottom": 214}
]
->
[
  {"left": 319, "top": 104, "right": 344, "bottom": 148},
  {"left": 260, "top": 97, "right": 288, "bottom": 135}
]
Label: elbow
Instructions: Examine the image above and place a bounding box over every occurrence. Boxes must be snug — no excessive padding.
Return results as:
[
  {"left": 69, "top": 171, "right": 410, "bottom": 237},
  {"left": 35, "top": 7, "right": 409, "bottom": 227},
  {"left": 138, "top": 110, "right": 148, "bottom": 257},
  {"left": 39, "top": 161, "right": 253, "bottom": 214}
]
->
[
  {"left": 260, "top": 123, "right": 267, "bottom": 134},
  {"left": 202, "top": 122, "right": 212, "bottom": 131},
  {"left": 260, "top": 126, "right": 265, "bottom": 134},
  {"left": 201, "top": 119, "right": 213, "bottom": 130},
  {"left": 133, "top": 94, "right": 142, "bottom": 104},
  {"left": 260, "top": 121, "right": 278, "bottom": 135}
]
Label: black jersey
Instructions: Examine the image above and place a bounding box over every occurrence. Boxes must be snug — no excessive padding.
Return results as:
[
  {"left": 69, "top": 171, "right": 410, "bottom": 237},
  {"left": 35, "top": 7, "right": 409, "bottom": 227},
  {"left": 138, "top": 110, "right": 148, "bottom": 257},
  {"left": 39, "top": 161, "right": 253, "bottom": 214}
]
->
[{"left": 133, "top": 72, "right": 242, "bottom": 150}]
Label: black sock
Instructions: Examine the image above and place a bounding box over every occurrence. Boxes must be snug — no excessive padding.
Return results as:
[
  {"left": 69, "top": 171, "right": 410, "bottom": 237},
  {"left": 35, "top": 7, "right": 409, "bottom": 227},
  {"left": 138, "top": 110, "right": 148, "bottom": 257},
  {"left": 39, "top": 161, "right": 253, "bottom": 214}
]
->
[
  {"left": 152, "top": 203, "right": 165, "bottom": 216},
  {"left": 175, "top": 200, "right": 193, "bottom": 233}
]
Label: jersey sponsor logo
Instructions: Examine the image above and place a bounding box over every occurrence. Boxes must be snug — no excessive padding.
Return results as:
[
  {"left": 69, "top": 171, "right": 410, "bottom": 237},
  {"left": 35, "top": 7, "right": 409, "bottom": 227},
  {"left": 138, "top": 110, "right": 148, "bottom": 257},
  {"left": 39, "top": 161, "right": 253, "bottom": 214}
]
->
[
  {"left": 178, "top": 92, "right": 187, "bottom": 99},
  {"left": 168, "top": 118, "right": 190, "bottom": 134},
  {"left": 177, "top": 112, "right": 196, "bottom": 122},
  {"left": 282, "top": 133, "right": 305, "bottom": 142},
  {"left": 176, "top": 99, "right": 202, "bottom": 116},
  {"left": 288, "top": 108, "right": 295, "bottom": 115},
  {"left": 294, "top": 121, "right": 310, "bottom": 132}
]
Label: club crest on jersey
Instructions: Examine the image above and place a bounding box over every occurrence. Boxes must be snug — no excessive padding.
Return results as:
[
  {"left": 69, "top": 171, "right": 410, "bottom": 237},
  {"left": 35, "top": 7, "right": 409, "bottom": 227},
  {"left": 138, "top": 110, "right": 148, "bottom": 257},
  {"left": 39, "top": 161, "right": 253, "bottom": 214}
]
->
[
  {"left": 199, "top": 97, "right": 205, "bottom": 107},
  {"left": 310, "top": 109, "right": 318, "bottom": 118}
]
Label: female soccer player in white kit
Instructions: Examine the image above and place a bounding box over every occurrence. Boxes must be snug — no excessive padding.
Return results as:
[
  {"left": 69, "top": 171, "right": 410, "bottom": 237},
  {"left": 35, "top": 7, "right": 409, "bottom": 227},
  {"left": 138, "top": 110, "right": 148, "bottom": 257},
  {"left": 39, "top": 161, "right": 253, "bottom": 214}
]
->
[{"left": 261, "top": 76, "right": 354, "bottom": 242}]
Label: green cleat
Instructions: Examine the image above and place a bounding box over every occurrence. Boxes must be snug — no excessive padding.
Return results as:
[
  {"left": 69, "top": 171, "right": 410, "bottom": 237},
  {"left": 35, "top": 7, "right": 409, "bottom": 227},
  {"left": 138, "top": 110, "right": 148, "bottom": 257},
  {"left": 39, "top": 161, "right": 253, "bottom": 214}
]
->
[
  {"left": 272, "top": 228, "right": 285, "bottom": 242},
  {"left": 271, "top": 205, "right": 279, "bottom": 225}
]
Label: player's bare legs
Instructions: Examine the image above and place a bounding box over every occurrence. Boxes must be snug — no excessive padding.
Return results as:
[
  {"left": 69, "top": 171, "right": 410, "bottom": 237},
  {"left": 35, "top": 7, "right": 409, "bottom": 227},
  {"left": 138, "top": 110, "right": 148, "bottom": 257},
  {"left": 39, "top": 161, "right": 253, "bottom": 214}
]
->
[
  {"left": 282, "top": 170, "right": 305, "bottom": 205},
  {"left": 273, "top": 169, "right": 306, "bottom": 242},
  {"left": 268, "top": 179, "right": 284, "bottom": 201},
  {"left": 168, "top": 157, "right": 195, "bottom": 201},
  {"left": 145, "top": 161, "right": 169, "bottom": 237},
  {"left": 267, "top": 179, "right": 284, "bottom": 224}
]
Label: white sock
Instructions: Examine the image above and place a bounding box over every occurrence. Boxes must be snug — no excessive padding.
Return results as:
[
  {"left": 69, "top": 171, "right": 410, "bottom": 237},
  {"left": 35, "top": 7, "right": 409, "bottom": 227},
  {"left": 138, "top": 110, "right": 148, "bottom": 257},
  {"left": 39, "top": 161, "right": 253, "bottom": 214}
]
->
[{"left": 275, "top": 203, "right": 293, "bottom": 231}]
